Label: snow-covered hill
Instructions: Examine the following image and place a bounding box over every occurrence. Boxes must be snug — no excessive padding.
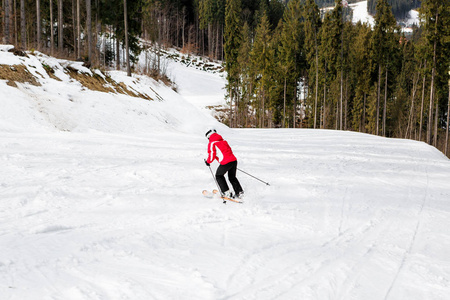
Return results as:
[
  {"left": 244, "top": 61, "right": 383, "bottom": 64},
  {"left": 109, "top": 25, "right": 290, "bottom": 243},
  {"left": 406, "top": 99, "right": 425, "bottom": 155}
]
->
[
  {"left": 1, "top": 44, "right": 450, "bottom": 300},
  {"left": 326, "top": 0, "right": 419, "bottom": 32},
  {"left": 0, "top": 45, "right": 220, "bottom": 135}
]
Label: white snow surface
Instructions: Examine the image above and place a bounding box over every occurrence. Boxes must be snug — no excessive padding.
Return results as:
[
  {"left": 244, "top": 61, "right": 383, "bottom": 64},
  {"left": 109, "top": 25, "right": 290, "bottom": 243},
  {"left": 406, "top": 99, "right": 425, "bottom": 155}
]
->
[
  {"left": 350, "top": 0, "right": 375, "bottom": 26},
  {"left": 1, "top": 44, "right": 450, "bottom": 300},
  {"left": 326, "top": 1, "right": 420, "bottom": 29}
]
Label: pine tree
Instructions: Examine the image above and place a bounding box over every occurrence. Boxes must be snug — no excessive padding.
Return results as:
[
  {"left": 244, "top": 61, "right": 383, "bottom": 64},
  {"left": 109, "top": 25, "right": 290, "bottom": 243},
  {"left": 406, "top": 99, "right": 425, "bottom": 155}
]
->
[
  {"left": 370, "top": 0, "right": 398, "bottom": 136},
  {"left": 420, "top": 0, "right": 450, "bottom": 146},
  {"left": 198, "top": 0, "right": 225, "bottom": 59},
  {"left": 251, "top": 12, "right": 272, "bottom": 128},
  {"left": 318, "top": 13, "right": 333, "bottom": 128},
  {"left": 319, "top": 3, "right": 342, "bottom": 129},
  {"left": 392, "top": 36, "right": 415, "bottom": 138},
  {"left": 224, "top": 0, "right": 242, "bottom": 127},
  {"left": 333, "top": 0, "right": 344, "bottom": 130},
  {"left": 304, "top": 0, "right": 321, "bottom": 129},
  {"left": 277, "top": 0, "right": 303, "bottom": 128},
  {"left": 99, "top": 0, "right": 142, "bottom": 70},
  {"left": 237, "top": 21, "right": 253, "bottom": 127},
  {"left": 350, "top": 22, "right": 372, "bottom": 133}
]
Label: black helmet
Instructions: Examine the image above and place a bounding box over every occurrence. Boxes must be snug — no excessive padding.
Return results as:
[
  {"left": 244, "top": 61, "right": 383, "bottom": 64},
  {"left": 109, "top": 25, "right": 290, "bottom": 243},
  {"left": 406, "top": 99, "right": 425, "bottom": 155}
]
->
[{"left": 205, "top": 128, "right": 217, "bottom": 139}]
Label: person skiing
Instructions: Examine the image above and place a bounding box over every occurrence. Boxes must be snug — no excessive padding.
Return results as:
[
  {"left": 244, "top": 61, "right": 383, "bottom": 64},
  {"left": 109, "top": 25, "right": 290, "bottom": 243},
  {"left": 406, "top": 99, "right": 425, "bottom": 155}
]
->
[{"left": 204, "top": 128, "right": 244, "bottom": 199}]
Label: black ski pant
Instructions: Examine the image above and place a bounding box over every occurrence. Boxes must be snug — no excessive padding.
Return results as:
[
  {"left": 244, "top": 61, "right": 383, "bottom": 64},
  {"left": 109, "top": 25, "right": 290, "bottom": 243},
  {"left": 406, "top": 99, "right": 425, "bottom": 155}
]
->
[{"left": 216, "top": 160, "right": 243, "bottom": 195}]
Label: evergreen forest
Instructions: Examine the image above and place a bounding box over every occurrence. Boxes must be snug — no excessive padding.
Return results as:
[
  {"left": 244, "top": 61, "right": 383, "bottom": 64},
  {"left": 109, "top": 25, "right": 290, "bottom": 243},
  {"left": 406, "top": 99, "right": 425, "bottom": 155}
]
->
[{"left": 1, "top": 0, "right": 449, "bottom": 156}]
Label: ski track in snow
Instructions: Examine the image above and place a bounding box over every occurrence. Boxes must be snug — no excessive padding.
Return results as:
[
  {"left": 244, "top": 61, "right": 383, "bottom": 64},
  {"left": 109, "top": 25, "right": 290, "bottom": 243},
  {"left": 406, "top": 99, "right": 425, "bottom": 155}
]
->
[{"left": 383, "top": 151, "right": 431, "bottom": 300}]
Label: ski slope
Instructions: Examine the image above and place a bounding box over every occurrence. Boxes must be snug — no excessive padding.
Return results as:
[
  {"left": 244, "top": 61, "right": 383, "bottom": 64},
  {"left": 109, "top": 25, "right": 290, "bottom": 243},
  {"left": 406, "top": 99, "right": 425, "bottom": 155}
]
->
[
  {"left": 325, "top": 0, "right": 419, "bottom": 29},
  {"left": 1, "top": 45, "right": 450, "bottom": 300}
]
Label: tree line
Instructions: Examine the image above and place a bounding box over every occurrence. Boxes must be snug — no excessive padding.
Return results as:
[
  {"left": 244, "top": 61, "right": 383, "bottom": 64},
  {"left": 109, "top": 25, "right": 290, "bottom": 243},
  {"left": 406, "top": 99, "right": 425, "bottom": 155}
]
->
[
  {"left": 1, "top": 0, "right": 449, "bottom": 156},
  {"left": 2, "top": 0, "right": 141, "bottom": 74},
  {"left": 222, "top": 0, "right": 450, "bottom": 157}
]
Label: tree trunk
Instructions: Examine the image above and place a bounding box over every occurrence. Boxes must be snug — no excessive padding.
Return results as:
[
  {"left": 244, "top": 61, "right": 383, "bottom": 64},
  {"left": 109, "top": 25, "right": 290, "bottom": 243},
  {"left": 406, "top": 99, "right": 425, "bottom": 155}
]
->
[
  {"left": 427, "top": 12, "right": 438, "bottom": 145},
  {"left": 445, "top": 80, "right": 450, "bottom": 156},
  {"left": 336, "top": 91, "right": 340, "bottom": 130},
  {"left": 363, "top": 92, "right": 366, "bottom": 133},
  {"left": 323, "top": 61, "right": 327, "bottom": 129},
  {"left": 419, "top": 60, "right": 426, "bottom": 141},
  {"left": 293, "top": 85, "right": 297, "bottom": 128},
  {"left": 434, "top": 94, "right": 439, "bottom": 147},
  {"left": 49, "top": 0, "right": 54, "bottom": 54},
  {"left": 124, "top": 0, "right": 131, "bottom": 76},
  {"left": 36, "top": 0, "right": 41, "bottom": 49},
  {"left": 406, "top": 69, "right": 420, "bottom": 139},
  {"left": 345, "top": 75, "right": 348, "bottom": 129},
  {"left": 115, "top": 30, "right": 120, "bottom": 70},
  {"left": 208, "top": 23, "right": 212, "bottom": 58},
  {"left": 427, "top": 47, "right": 436, "bottom": 145},
  {"left": 182, "top": 7, "right": 186, "bottom": 48},
  {"left": 262, "top": 88, "right": 265, "bottom": 128},
  {"left": 383, "top": 65, "right": 388, "bottom": 137},
  {"left": 20, "top": 0, "right": 26, "bottom": 49},
  {"left": 77, "top": 0, "right": 80, "bottom": 59},
  {"left": 58, "top": 0, "right": 63, "bottom": 54},
  {"left": 216, "top": 23, "right": 220, "bottom": 60},
  {"left": 86, "top": 0, "right": 92, "bottom": 63},
  {"left": 14, "top": 0, "right": 17, "bottom": 46},
  {"left": 236, "top": 88, "right": 240, "bottom": 127},
  {"left": 377, "top": 64, "right": 381, "bottom": 135},
  {"left": 72, "top": 0, "right": 76, "bottom": 57},
  {"left": 340, "top": 15, "right": 344, "bottom": 131},
  {"left": 229, "top": 85, "right": 233, "bottom": 127},
  {"left": 95, "top": 0, "right": 100, "bottom": 64},
  {"left": 4, "top": 0, "right": 10, "bottom": 44},
  {"left": 283, "top": 77, "right": 287, "bottom": 128},
  {"left": 340, "top": 69, "right": 343, "bottom": 130},
  {"left": 314, "top": 34, "right": 319, "bottom": 129}
]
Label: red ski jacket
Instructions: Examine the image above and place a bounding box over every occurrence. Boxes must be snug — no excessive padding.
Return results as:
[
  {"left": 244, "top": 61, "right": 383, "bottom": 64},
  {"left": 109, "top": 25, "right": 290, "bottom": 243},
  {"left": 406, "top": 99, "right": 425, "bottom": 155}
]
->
[{"left": 206, "top": 133, "right": 237, "bottom": 165}]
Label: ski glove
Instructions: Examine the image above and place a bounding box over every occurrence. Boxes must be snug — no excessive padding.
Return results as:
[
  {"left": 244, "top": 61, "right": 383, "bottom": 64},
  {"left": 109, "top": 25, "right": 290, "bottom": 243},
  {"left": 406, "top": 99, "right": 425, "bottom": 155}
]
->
[{"left": 204, "top": 159, "right": 210, "bottom": 166}]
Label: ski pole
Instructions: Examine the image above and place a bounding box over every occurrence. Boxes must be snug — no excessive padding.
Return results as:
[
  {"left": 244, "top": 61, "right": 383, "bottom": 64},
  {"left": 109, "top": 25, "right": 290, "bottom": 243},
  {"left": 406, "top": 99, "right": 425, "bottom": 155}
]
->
[
  {"left": 237, "top": 168, "right": 270, "bottom": 186},
  {"left": 205, "top": 160, "right": 223, "bottom": 196},
  {"left": 206, "top": 162, "right": 228, "bottom": 204}
]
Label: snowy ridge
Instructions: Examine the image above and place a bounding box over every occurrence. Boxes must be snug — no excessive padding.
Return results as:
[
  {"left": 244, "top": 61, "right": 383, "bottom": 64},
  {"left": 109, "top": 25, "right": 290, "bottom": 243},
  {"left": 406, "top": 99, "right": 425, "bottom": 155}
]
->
[
  {"left": 0, "top": 45, "right": 216, "bottom": 135},
  {"left": 1, "top": 44, "right": 450, "bottom": 300}
]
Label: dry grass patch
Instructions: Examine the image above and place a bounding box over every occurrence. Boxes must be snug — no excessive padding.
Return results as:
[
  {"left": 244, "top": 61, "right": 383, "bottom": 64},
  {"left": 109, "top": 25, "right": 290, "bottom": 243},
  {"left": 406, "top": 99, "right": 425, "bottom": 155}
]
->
[
  {"left": 0, "top": 60, "right": 153, "bottom": 101},
  {"left": 65, "top": 66, "right": 152, "bottom": 100},
  {"left": 42, "top": 64, "right": 61, "bottom": 81},
  {"left": 0, "top": 64, "right": 41, "bottom": 87},
  {"left": 66, "top": 66, "right": 116, "bottom": 94}
]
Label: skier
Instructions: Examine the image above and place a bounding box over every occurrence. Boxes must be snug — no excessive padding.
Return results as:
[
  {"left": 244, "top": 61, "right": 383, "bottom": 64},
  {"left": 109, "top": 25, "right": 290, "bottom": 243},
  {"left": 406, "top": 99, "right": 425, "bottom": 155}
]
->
[{"left": 204, "top": 128, "right": 244, "bottom": 199}]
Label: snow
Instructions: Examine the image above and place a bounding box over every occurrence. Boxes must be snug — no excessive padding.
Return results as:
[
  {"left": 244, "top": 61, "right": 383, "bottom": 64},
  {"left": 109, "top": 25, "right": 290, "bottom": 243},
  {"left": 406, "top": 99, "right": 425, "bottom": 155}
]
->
[
  {"left": 405, "top": 9, "right": 420, "bottom": 27},
  {"left": 350, "top": 0, "right": 375, "bottom": 26},
  {"left": 1, "top": 44, "right": 450, "bottom": 300},
  {"left": 325, "top": 1, "right": 420, "bottom": 30},
  {"left": 170, "top": 62, "right": 226, "bottom": 111}
]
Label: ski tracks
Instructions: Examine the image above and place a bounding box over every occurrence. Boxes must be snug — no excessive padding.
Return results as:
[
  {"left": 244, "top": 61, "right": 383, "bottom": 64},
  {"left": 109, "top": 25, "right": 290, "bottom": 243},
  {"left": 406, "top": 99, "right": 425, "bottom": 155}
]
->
[{"left": 383, "top": 161, "right": 430, "bottom": 300}]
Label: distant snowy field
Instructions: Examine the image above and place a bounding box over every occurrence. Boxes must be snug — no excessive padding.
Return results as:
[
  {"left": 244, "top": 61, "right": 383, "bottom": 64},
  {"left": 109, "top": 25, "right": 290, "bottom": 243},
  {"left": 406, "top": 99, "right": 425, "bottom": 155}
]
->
[
  {"left": 325, "top": 0, "right": 419, "bottom": 30},
  {"left": 1, "top": 38, "right": 450, "bottom": 300},
  {"left": 350, "top": 0, "right": 375, "bottom": 25}
]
